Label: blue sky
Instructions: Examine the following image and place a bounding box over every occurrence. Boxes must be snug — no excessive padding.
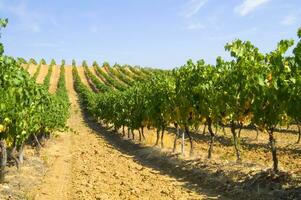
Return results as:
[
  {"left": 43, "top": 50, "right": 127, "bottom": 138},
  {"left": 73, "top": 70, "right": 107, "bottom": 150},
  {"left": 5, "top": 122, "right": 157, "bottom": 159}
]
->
[{"left": 0, "top": 0, "right": 300, "bottom": 69}]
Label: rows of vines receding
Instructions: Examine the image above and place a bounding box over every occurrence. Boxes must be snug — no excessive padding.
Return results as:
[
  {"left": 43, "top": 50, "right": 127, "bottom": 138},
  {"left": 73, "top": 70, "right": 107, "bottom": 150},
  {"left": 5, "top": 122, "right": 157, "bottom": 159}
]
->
[
  {"left": 82, "top": 61, "right": 110, "bottom": 93},
  {"left": 0, "top": 20, "right": 70, "bottom": 181},
  {"left": 94, "top": 62, "right": 127, "bottom": 91},
  {"left": 1, "top": 16, "right": 300, "bottom": 183},
  {"left": 72, "top": 28, "right": 301, "bottom": 174}
]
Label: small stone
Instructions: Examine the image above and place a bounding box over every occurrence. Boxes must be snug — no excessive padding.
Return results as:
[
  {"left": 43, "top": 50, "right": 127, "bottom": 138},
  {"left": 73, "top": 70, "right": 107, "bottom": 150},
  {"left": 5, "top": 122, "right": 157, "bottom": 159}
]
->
[{"left": 2, "top": 185, "right": 9, "bottom": 189}]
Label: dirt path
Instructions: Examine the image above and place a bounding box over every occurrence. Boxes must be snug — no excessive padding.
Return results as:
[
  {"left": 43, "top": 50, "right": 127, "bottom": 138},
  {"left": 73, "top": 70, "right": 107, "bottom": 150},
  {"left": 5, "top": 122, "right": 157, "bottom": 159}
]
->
[
  {"left": 49, "top": 65, "right": 60, "bottom": 93},
  {"left": 31, "top": 66, "right": 214, "bottom": 200},
  {"left": 27, "top": 64, "right": 37, "bottom": 76},
  {"left": 36, "top": 65, "right": 49, "bottom": 84},
  {"left": 76, "top": 66, "right": 90, "bottom": 87},
  {"left": 30, "top": 67, "right": 73, "bottom": 200}
]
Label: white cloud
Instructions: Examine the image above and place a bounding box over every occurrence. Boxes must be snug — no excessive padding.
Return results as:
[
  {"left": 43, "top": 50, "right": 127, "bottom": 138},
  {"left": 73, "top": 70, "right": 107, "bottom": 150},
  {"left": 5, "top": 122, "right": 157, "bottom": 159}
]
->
[
  {"left": 181, "top": 0, "right": 208, "bottom": 18},
  {"left": 280, "top": 15, "right": 297, "bottom": 26},
  {"left": 186, "top": 22, "right": 205, "bottom": 30},
  {"left": 234, "top": 0, "right": 270, "bottom": 16}
]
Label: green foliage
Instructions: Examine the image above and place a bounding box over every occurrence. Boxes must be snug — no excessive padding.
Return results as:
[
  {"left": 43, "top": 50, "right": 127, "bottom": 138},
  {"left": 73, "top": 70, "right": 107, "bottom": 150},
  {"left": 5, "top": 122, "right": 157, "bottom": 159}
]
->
[
  {"left": 55, "top": 64, "right": 70, "bottom": 126},
  {"left": 117, "top": 65, "right": 148, "bottom": 82},
  {"left": 95, "top": 74, "right": 175, "bottom": 131},
  {"left": 32, "top": 64, "right": 41, "bottom": 80},
  {"left": 0, "top": 18, "right": 8, "bottom": 28},
  {"left": 288, "top": 27, "right": 301, "bottom": 125},
  {"left": 40, "top": 58, "right": 46, "bottom": 65},
  {"left": 82, "top": 60, "right": 88, "bottom": 67},
  {"left": 73, "top": 27, "right": 301, "bottom": 173},
  {"left": 109, "top": 64, "right": 134, "bottom": 86},
  {"left": 83, "top": 65, "right": 110, "bottom": 93},
  {"left": 252, "top": 40, "right": 294, "bottom": 129},
  {"left": 16, "top": 57, "right": 27, "bottom": 65},
  {"left": 94, "top": 65, "right": 127, "bottom": 91},
  {"left": 29, "top": 58, "right": 37, "bottom": 65},
  {"left": 297, "top": 27, "right": 301, "bottom": 38},
  {"left": 92, "top": 61, "right": 99, "bottom": 67},
  {"left": 102, "top": 61, "right": 110, "bottom": 68},
  {"left": 293, "top": 28, "right": 301, "bottom": 65},
  {"left": 43, "top": 65, "right": 53, "bottom": 90},
  {"left": 50, "top": 59, "right": 56, "bottom": 66},
  {"left": 72, "top": 66, "right": 97, "bottom": 116},
  {"left": 0, "top": 20, "right": 69, "bottom": 148},
  {"left": 0, "top": 18, "right": 70, "bottom": 174},
  {"left": 117, "top": 66, "right": 135, "bottom": 79},
  {"left": 0, "top": 18, "right": 7, "bottom": 55},
  {"left": 72, "top": 59, "right": 76, "bottom": 67},
  {"left": 127, "top": 66, "right": 145, "bottom": 77},
  {"left": 0, "top": 56, "right": 69, "bottom": 145}
]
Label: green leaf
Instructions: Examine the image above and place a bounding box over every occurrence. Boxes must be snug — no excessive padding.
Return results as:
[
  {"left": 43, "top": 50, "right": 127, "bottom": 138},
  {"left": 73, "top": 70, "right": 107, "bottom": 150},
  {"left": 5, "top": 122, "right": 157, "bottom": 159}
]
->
[
  {"left": 258, "top": 77, "right": 265, "bottom": 86},
  {"left": 273, "top": 81, "right": 278, "bottom": 90},
  {"left": 0, "top": 43, "right": 3, "bottom": 56},
  {"left": 0, "top": 18, "right": 8, "bottom": 28},
  {"left": 277, "top": 40, "right": 294, "bottom": 54},
  {"left": 290, "top": 77, "right": 296, "bottom": 84},
  {"left": 298, "top": 27, "right": 301, "bottom": 38}
]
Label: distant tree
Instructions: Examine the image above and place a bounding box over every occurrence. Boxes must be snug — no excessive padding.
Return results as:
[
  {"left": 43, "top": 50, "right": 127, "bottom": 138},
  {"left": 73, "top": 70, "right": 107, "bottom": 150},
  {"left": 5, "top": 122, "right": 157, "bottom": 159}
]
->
[
  {"left": 72, "top": 59, "right": 76, "bottom": 67},
  {"left": 82, "top": 60, "right": 88, "bottom": 67},
  {"left": 50, "top": 59, "right": 56, "bottom": 66},
  {"left": 92, "top": 61, "right": 99, "bottom": 67},
  {"left": 61, "top": 59, "right": 66, "bottom": 66},
  {"left": 113, "top": 63, "right": 121, "bottom": 68},
  {"left": 102, "top": 61, "right": 110, "bottom": 68},
  {"left": 40, "top": 58, "right": 46, "bottom": 65},
  {"left": 0, "top": 18, "right": 8, "bottom": 55},
  {"left": 29, "top": 58, "right": 37, "bottom": 65},
  {"left": 17, "top": 57, "right": 27, "bottom": 64}
]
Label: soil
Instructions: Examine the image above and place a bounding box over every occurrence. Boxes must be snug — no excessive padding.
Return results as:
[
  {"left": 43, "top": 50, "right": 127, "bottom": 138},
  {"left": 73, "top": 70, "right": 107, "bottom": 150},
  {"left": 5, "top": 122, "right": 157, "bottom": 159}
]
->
[
  {"left": 36, "top": 65, "right": 49, "bottom": 84},
  {"left": 76, "top": 65, "right": 90, "bottom": 88},
  {"left": 48, "top": 65, "right": 60, "bottom": 93},
  {"left": 26, "top": 64, "right": 38, "bottom": 76}
]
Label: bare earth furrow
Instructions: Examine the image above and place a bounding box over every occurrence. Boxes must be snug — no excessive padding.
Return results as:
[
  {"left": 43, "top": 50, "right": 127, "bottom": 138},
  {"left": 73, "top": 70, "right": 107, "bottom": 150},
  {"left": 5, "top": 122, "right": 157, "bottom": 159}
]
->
[
  {"left": 36, "top": 65, "right": 49, "bottom": 84},
  {"left": 27, "top": 64, "right": 38, "bottom": 76},
  {"left": 76, "top": 66, "right": 91, "bottom": 88},
  {"left": 49, "top": 65, "right": 60, "bottom": 93}
]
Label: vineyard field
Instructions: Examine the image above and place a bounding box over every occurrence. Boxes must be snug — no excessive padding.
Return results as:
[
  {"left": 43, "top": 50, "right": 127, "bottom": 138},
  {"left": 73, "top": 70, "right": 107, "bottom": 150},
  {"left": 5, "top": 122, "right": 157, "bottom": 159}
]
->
[
  {"left": 1, "top": 62, "right": 300, "bottom": 199},
  {"left": 1, "top": 16, "right": 301, "bottom": 200}
]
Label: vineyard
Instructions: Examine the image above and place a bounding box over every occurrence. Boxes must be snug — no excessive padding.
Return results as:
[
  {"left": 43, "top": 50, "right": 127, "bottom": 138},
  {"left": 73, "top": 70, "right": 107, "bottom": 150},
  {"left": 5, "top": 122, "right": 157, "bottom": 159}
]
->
[{"left": 1, "top": 18, "right": 301, "bottom": 199}]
